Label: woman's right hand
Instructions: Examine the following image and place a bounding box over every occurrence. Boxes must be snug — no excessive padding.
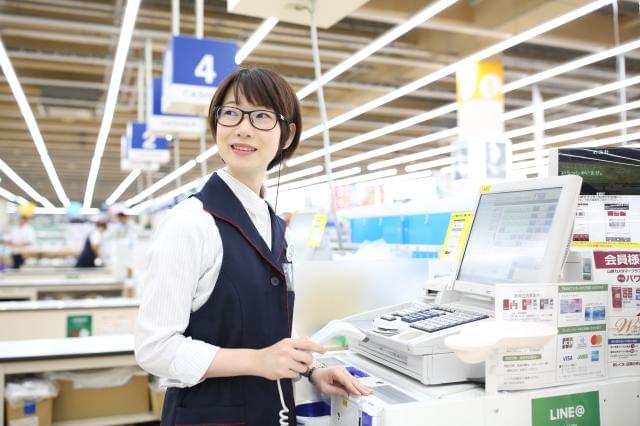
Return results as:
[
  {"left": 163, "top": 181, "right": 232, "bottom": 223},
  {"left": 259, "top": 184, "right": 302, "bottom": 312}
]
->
[{"left": 256, "top": 337, "right": 325, "bottom": 380}]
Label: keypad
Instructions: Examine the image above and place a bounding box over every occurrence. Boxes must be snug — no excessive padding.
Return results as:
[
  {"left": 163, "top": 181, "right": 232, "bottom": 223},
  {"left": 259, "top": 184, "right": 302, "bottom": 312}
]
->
[{"left": 388, "top": 303, "right": 488, "bottom": 333}]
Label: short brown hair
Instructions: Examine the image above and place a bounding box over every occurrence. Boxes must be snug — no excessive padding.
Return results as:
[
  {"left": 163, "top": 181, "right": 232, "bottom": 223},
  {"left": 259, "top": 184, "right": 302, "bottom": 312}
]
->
[{"left": 208, "top": 67, "right": 302, "bottom": 170}]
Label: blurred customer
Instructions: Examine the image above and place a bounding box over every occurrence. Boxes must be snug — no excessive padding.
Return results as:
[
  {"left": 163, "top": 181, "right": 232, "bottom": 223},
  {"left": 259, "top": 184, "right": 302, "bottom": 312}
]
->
[
  {"left": 8, "top": 216, "right": 35, "bottom": 269},
  {"left": 75, "top": 220, "right": 107, "bottom": 268}
]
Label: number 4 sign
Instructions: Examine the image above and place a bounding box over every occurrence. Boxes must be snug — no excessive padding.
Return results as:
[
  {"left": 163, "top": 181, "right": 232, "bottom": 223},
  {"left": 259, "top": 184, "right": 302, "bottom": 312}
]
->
[{"left": 162, "top": 35, "right": 236, "bottom": 116}]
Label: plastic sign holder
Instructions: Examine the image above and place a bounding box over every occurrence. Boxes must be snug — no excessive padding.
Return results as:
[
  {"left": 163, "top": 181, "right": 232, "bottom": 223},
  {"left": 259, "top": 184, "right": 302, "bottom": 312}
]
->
[
  {"left": 162, "top": 35, "right": 236, "bottom": 116},
  {"left": 147, "top": 78, "right": 206, "bottom": 139},
  {"left": 445, "top": 320, "right": 557, "bottom": 394}
]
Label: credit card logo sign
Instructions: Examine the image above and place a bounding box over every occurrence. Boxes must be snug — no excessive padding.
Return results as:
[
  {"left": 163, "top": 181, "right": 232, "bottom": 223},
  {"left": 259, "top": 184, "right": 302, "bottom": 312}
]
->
[
  {"left": 590, "top": 334, "right": 603, "bottom": 346},
  {"left": 562, "top": 337, "right": 574, "bottom": 349}
]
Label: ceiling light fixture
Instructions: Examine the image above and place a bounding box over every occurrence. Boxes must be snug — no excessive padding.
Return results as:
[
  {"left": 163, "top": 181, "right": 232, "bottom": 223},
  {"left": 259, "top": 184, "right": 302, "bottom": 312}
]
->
[
  {"left": 235, "top": 17, "right": 279, "bottom": 65},
  {"left": 105, "top": 169, "right": 141, "bottom": 205},
  {"left": 125, "top": 160, "right": 196, "bottom": 207},
  {"left": 298, "top": 0, "right": 612, "bottom": 142},
  {"left": 83, "top": 0, "right": 141, "bottom": 208},
  {"left": 0, "top": 37, "right": 70, "bottom": 207},
  {"left": 0, "top": 158, "right": 55, "bottom": 208},
  {"left": 502, "top": 37, "right": 640, "bottom": 93},
  {"left": 264, "top": 165, "right": 323, "bottom": 186},
  {"left": 296, "top": 0, "right": 459, "bottom": 99}
]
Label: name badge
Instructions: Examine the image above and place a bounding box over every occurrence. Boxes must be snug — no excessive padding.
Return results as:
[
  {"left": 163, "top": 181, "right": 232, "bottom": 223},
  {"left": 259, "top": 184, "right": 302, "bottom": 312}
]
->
[{"left": 283, "top": 262, "right": 294, "bottom": 291}]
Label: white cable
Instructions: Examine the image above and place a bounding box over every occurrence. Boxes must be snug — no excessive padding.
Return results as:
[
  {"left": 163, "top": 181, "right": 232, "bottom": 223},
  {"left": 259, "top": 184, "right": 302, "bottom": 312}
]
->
[{"left": 276, "top": 379, "right": 289, "bottom": 426}]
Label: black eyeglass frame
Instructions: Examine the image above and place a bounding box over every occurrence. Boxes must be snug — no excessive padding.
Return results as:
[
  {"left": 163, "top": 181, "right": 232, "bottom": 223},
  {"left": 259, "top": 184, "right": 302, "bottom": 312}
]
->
[{"left": 215, "top": 106, "right": 288, "bottom": 131}]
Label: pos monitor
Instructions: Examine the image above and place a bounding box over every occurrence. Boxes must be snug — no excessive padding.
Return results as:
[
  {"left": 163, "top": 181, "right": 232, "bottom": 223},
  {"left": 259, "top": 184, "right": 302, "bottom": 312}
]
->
[{"left": 451, "top": 175, "right": 582, "bottom": 297}]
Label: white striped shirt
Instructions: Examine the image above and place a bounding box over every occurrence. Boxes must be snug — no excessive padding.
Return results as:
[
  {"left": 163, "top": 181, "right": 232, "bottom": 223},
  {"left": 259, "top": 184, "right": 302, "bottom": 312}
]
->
[{"left": 134, "top": 169, "right": 278, "bottom": 388}]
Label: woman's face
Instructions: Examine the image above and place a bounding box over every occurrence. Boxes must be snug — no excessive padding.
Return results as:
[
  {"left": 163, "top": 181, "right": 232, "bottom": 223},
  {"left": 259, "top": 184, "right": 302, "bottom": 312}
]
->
[{"left": 215, "top": 88, "right": 288, "bottom": 178}]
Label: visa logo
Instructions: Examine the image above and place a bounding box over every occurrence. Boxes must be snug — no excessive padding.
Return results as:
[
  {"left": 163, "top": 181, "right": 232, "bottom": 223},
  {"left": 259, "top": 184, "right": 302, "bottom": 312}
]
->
[{"left": 562, "top": 355, "right": 573, "bottom": 362}]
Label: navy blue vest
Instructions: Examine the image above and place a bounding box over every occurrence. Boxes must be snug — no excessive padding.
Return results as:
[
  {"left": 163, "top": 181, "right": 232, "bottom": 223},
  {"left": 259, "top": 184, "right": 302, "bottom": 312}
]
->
[{"left": 161, "top": 173, "right": 296, "bottom": 426}]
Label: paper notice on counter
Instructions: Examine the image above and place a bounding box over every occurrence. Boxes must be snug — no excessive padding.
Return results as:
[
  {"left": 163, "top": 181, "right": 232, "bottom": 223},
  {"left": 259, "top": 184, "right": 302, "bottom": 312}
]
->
[
  {"left": 592, "top": 250, "right": 640, "bottom": 377},
  {"left": 556, "top": 284, "right": 608, "bottom": 384},
  {"left": 494, "top": 284, "right": 557, "bottom": 390},
  {"left": 494, "top": 283, "right": 608, "bottom": 391}
]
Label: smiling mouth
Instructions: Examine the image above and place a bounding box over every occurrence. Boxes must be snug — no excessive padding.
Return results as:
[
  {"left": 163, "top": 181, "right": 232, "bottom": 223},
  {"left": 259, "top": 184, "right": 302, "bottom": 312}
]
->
[{"left": 231, "top": 144, "right": 257, "bottom": 152}]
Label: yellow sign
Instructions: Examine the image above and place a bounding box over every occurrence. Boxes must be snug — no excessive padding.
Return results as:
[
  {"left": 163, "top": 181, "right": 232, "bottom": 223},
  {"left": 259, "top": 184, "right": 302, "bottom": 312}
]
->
[
  {"left": 440, "top": 212, "right": 474, "bottom": 261},
  {"left": 307, "top": 214, "right": 328, "bottom": 248},
  {"left": 456, "top": 61, "right": 504, "bottom": 103}
]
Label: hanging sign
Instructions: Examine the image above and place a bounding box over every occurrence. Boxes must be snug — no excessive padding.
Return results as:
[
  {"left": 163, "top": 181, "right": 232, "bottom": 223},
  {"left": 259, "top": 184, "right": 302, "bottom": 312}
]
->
[
  {"left": 162, "top": 35, "right": 236, "bottom": 116},
  {"left": 148, "top": 77, "right": 206, "bottom": 139},
  {"left": 125, "top": 121, "right": 170, "bottom": 164},
  {"left": 120, "top": 135, "right": 160, "bottom": 172}
]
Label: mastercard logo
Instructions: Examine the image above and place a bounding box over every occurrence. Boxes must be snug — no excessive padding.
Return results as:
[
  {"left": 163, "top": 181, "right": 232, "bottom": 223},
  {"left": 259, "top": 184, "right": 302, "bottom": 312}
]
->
[{"left": 591, "top": 334, "right": 603, "bottom": 345}]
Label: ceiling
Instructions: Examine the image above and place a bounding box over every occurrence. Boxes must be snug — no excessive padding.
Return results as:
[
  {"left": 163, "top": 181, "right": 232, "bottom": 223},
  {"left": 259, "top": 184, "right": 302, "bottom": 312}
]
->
[{"left": 0, "top": 0, "right": 639, "bottom": 208}]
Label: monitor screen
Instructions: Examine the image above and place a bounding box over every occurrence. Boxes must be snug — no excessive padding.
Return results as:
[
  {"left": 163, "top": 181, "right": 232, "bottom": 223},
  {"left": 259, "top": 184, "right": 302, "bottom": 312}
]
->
[
  {"left": 456, "top": 187, "right": 562, "bottom": 285},
  {"left": 552, "top": 148, "right": 640, "bottom": 195},
  {"left": 451, "top": 175, "right": 581, "bottom": 297}
]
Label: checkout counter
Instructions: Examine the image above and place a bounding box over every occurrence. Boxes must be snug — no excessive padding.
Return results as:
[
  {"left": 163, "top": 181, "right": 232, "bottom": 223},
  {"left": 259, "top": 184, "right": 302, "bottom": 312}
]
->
[
  {"left": 0, "top": 298, "right": 138, "bottom": 340},
  {"left": 0, "top": 267, "right": 123, "bottom": 301},
  {"left": 296, "top": 176, "right": 640, "bottom": 425}
]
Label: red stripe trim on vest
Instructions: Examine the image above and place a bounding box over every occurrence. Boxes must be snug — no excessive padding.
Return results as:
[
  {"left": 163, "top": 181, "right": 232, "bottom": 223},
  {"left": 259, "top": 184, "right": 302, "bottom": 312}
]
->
[{"left": 204, "top": 209, "right": 284, "bottom": 277}]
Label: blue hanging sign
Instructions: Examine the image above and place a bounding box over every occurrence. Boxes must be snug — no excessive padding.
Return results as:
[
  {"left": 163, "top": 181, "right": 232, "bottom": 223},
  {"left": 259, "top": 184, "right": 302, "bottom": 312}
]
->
[
  {"left": 148, "top": 77, "right": 206, "bottom": 139},
  {"left": 120, "top": 135, "right": 160, "bottom": 172},
  {"left": 162, "top": 35, "right": 237, "bottom": 116},
  {"left": 125, "top": 121, "right": 170, "bottom": 164}
]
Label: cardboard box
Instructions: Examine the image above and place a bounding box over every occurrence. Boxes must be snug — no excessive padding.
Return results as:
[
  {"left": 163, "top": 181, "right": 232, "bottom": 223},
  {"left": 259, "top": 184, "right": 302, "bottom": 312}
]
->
[
  {"left": 5, "top": 398, "right": 53, "bottom": 426},
  {"left": 52, "top": 375, "right": 149, "bottom": 421},
  {"left": 149, "top": 388, "right": 166, "bottom": 419}
]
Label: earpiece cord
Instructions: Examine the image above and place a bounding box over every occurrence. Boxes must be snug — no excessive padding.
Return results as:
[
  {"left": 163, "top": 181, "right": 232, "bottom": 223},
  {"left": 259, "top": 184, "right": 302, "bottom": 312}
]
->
[
  {"left": 274, "top": 149, "right": 283, "bottom": 215},
  {"left": 277, "top": 378, "right": 289, "bottom": 425}
]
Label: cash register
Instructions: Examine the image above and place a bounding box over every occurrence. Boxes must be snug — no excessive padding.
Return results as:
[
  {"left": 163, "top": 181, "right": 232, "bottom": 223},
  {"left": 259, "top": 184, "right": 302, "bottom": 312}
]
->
[{"left": 344, "top": 175, "right": 582, "bottom": 385}]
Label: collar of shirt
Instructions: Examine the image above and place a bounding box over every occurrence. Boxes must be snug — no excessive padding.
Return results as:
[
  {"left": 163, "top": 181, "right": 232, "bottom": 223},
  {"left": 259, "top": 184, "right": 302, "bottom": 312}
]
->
[{"left": 216, "top": 169, "right": 268, "bottom": 215}]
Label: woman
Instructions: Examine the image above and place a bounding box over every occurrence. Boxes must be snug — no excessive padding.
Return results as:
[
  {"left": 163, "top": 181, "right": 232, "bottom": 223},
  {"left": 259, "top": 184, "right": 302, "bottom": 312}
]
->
[
  {"left": 75, "top": 220, "right": 107, "bottom": 268},
  {"left": 135, "top": 67, "right": 370, "bottom": 426}
]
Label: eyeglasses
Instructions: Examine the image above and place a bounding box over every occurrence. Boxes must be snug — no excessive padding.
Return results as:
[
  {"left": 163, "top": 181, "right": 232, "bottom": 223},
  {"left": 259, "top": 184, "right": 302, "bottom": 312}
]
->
[{"left": 215, "top": 106, "right": 286, "bottom": 131}]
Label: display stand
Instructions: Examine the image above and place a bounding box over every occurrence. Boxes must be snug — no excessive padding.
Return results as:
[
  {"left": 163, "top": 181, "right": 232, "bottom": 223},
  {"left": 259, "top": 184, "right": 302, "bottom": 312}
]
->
[{"left": 444, "top": 320, "right": 557, "bottom": 395}]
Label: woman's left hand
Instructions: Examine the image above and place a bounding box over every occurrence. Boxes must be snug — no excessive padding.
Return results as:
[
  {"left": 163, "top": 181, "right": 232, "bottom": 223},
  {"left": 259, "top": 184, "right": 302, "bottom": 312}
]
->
[{"left": 310, "top": 366, "right": 372, "bottom": 398}]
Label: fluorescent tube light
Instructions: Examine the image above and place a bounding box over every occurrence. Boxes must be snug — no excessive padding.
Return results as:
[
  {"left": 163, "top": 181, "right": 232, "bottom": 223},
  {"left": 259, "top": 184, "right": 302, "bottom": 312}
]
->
[
  {"left": 0, "top": 38, "right": 69, "bottom": 207},
  {"left": 503, "top": 37, "right": 640, "bottom": 93},
  {"left": 0, "top": 187, "right": 18, "bottom": 203},
  {"left": 84, "top": 0, "right": 141, "bottom": 208},
  {"left": 405, "top": 156, "right": 454, "bottom": 173},
  {"left": 127, "top": 173, "right": 212, "bottom": 215},
  {"left": 329, "top": 128, "right": 458, "bottom": 170},
  {"left": 513, "top": 118, "right": 640, "bottom": 152},
  {"left": 273, "top": 167, "right": 361, "bottom": 192},
  {"left": 368, "top": 144, "right": 454, "bottom": 171},
  {"left": 125, "top": 160, "right": 196, "bottom": 207},
  {"left": 290, "top": 103, "right": 457, "bottom": 167},
  {"left": 504, "top": 74, "right": 640, "bottom": 121},
  {"left": 265, "top": 165, "right": 323, "bottom": 186},
  {"left": 196, "top": 145, "right": 219, "bottom": 163},
  {"left": 235, "top": 17, "right": 278, "bottom": 65},
  {"left": 504, "top": 100, "right": 640, "bottom": 140},
  {"left": 296, "top": 0, "right": 459, "bottom": 99},
  {"left": 105, "top": 169, "right": 141, "bottom": 205},
  {"left": 0, "top": 158, "right": 55, "bottom": 208},
  {"left": 298, "top": 0, "right": 612, "bottom": 142}
]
